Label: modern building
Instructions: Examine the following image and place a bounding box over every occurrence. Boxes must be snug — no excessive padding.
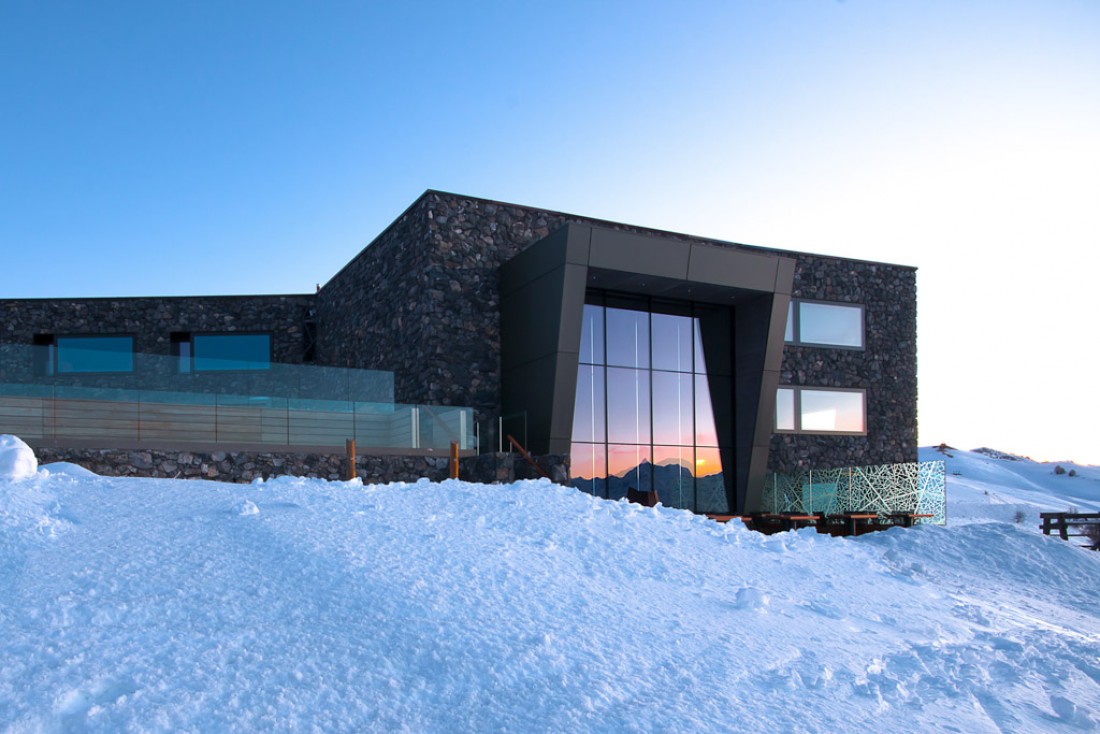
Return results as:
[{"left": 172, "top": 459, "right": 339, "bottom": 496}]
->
[{"left": 0, "top": 191, "right": 919, "bottom": 515}]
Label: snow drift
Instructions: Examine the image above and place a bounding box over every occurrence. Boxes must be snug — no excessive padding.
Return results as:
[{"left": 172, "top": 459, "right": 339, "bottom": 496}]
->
[
  {"left": 1, "top": 444, "right": 1099, "bottom": 732},
  {"left": 0, "top": 433, "right": 37, "bottom": 480}
]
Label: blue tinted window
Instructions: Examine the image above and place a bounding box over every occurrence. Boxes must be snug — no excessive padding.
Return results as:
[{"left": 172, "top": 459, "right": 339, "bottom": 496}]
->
[
  {"left": 193, "top": 334, "right": 271, "bottom": 371},
  {"left": 606, "top": 367, "right": 650, "bottom": 445},
  {"left": 56, "top": 336, "right": 133, "bottom": 373},
  {"left": 605, "top": 308, "right": 649, "bottom": 368},
  {"left": 571, "top": 364, "right": 606, "bottom": 443},
  {"left": 651, "top": 313, "right": 692, "bottom": 372},
  {"left": 775, "top": 388, "right": 796, "bottom": 431},
  {"left": 578, "top": 304, "right": 604, "bottom": 365},
  {"left": 789, "top": 301, "right": 863, "bottom": 348},
  {"left": 652, "top": 371, "right": 693, "bottom": 446}
]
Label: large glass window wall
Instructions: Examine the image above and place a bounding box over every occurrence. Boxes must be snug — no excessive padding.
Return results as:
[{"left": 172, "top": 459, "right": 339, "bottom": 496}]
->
[{"left": 570, "top": 296, "right": 730, "bottom": 513}]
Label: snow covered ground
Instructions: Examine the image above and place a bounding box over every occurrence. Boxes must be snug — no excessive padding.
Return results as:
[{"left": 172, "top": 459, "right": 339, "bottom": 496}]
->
[
  {"left": 2, "top": 437, "right": 1100, "bottom": 732},
  {"left": 921, "top": 445, "right": 1100, "bottom": 527}
]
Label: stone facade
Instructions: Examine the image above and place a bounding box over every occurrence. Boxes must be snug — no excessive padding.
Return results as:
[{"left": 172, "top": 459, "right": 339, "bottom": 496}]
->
[
  {"left": 770, "top": 255, "right": 919, "bottom": 472},
  {"left": 35, "top": 446, "right": 454, "bottom": 484},
  {"left": 0, "top": 295, "right": 319, "bottom": 394},
  {"left": 32, "top": 446, "right": 568, "bottom": 486},
  {"left": 0, "top": 294, "right": 314, "bottom": 362},
  {"left": 317, "top": 191, "right": 918, "bottom": 473}
]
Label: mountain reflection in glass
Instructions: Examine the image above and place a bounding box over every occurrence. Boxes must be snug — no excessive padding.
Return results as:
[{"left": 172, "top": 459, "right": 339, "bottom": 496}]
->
[{"left": 571, "top": 301, "right": 727, "bottom": 513}]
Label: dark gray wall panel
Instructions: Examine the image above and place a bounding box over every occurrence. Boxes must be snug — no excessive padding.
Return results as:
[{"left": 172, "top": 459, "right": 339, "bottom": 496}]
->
[
  {"left": 589, "top": 229, "right": 691, "bottom": 279},
  {"left": 687, "top": 245, "right": 782, "bottom": 291}
]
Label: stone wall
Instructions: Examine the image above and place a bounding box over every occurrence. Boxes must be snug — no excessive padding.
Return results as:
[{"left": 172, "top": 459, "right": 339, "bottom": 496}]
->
[
  {"left": 35, "top": 446, "right": 454, "bottom": 484},
  {"left": 34, "top": 446, "right": 570, "bottom": 486},
  {"left": 0, "top": 294, "right": 315, "bottom": 362},
  {"left": 769, "top": 256, "right": 918, "bottom": 472},
  {"left": 0, "top": 294, "right": 320, "bottom": 395}
]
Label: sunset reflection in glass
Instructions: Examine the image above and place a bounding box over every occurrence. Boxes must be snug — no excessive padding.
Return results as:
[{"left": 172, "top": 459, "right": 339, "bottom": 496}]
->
[{"left": 570, "top": 300, "right": 727, "bottom": 512}]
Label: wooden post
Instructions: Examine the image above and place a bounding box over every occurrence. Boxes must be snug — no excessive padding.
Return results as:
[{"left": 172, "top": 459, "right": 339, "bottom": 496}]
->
[
  {"left": 345, "top": 438, "right": 357, "bottom": 481},
  {"left": 449, "top": 441, "right": 459, "bottom": 479},
  {"left": 506, "top": 434, "right": 550, "bottom": 479}
]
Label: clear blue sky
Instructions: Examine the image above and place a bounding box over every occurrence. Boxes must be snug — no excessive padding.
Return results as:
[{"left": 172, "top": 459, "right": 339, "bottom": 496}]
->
[{"left": 2, "top": 1, "right": 1098, "bottom": 463}]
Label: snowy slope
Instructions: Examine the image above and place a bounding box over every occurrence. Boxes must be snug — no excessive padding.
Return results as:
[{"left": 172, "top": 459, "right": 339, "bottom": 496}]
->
[
  {"left": 1, "top": 443, "right": 1100, "bottom": 732},
  {"left": 921, "top": 446, "right": 1100, "bottom": 526}
]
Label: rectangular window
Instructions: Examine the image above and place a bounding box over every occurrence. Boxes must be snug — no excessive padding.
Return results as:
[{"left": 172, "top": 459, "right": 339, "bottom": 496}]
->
[
  {"left": 173, "top": 333, "right": 271, "bottom": 372},
  {"left": 776, "top": 387, "right": 796, "bottom": 431},
  {"left": 776, "top": 387, "right": 865, "bottom": 434},
  {"left": 49, "top": 335, "right": 135, "bottom": 374},
  {"left": 784, "top": 300, "right": 864, "bottom": 348},
  {"left": 193, "top": 333, "right": 271, "bottom": 371}
]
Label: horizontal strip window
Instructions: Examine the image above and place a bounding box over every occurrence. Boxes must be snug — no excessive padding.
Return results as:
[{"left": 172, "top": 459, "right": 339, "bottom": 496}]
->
[
  {"left": 785, "top": 300, "right": 864, "bottom": 349},
  {"left": 172, "top": 332, "right": 272, "bottom": 372},
  {"left": 34, "top": 334, "right": 134, "bottom": 375},
  {"left": 776, "top": 387, "right": 866, "bottom": 434}
]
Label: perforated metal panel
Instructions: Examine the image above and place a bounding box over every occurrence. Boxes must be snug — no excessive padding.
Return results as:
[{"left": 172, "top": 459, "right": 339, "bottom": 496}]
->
[{"left": 761, "top": 460, "right": 946, "bottom": 524}]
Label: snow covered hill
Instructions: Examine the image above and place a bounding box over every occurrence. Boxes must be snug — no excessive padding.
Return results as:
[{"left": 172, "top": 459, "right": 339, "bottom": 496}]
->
[
  {"left": 2, "top": 437, "right": 1100, "bottom": 732},
  {"left": 919, "top": 445, "right": 1100, "bottom": 526}
]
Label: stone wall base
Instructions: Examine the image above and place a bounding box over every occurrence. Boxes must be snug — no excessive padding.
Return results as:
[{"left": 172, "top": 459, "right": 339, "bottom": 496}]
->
[
  {"left": 35, "top": 447, "right": 452, "bottom": 484},
  {"left": 34, "top": 447, "right": 571, "bottom": 486}
]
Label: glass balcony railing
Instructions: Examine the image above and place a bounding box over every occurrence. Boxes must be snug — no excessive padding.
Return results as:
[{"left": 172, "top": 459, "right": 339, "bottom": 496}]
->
[
  {"left": 0, "top": 345, "right": 474, "bottom": 451},
  {"left": 0, "top": 382, "right": 474, "bottom": 451},
  {"left": 0, "top": 342, "right": 395, "bottom": 404}
]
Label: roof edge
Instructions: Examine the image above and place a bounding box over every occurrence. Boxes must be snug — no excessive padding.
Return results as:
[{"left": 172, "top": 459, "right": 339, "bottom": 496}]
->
[
  {"left": 420, "top": 188, "right": 918, "bottom": 271},
  {"left": 0, "top": 293, "right": 315, "bottom": 303}
]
